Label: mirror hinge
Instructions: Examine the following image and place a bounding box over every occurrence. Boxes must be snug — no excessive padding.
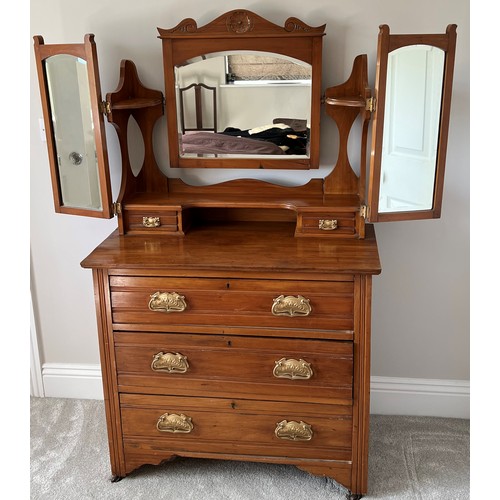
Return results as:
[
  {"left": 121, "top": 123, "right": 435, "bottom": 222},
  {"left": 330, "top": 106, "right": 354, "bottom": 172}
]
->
[
  {"left": 100, "top": 101, "right": 111, "bottom": 115},
  {"left": 113, "top": 202, "right": 122, "bottom": 215},
  {"left": 366, "top": 97, "right": 376, "bottom": 112},
  {"left": 360, "top": 205, "right": 369, "bottom": 219}
]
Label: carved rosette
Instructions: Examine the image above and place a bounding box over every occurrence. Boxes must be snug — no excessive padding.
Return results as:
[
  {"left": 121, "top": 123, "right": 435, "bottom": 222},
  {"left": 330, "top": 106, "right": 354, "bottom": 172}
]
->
[{"left": 226, "top": 11, "right": 254, "bottom": 33}]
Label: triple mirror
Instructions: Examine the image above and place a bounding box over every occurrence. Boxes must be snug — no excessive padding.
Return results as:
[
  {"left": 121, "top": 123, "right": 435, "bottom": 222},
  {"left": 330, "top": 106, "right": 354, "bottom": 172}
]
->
[{"left": 33, "top": 13, "right": 457, "bottom": 226}]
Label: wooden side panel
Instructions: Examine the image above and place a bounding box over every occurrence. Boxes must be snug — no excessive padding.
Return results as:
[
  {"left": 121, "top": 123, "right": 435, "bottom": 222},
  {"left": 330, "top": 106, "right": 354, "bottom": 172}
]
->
[
  {"left": 92, "top": 269, "right": 126, "bottom": 478},
  {"left": 350, "top": 275, "right": 372, "bottom": 494}
]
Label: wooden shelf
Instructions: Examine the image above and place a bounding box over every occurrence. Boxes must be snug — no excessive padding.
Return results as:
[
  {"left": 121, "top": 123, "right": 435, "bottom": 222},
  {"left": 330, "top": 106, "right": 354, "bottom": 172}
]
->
[{"left": 112, "top": 97, "right": 163, "bottom": 110}]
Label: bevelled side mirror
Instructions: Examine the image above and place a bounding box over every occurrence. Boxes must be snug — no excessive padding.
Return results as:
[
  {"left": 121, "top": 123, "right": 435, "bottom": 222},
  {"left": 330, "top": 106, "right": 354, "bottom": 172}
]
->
[
  {"left": 33, "top": 34, "right": 113, "bottom": 218},
  {"left": 367, "top": 25, "right": 457, "bottom": 222}
]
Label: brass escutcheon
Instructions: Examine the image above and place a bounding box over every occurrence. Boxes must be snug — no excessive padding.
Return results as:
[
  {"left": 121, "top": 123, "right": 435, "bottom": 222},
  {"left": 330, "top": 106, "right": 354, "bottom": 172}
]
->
[
  {"left": 156, "top": 413, "right": 193, "bottom": 433},
  {"left": 318, "top": 219, "right": 338, "bottom": 230},
  {"left": 148, "top": 292, "right": 187, "bottom": 313},
  {"left": 151, "top": 352, "right": 189, "bottom": 373},
  {"left": 143, "top": 216, "right": 161, "bottom": 228},
  {"left": 271, "top": 295, "right": 311, "bottom": 317},
  {"left": 275, "top": 420, "right": 313, "bottom": 441},
  {"left": 273, "top": 358, "right": 313, "bottom": 380}
]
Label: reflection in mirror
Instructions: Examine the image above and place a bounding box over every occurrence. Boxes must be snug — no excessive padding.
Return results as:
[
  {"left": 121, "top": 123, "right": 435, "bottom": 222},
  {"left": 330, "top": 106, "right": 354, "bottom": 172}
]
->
[
  {"left": 45, "top": 54, "right": 102, "bottom": 210},
  {"left": 378, "top": 45, "right": 445, "bottom": 212},
  {"left": 175, "top": 52, "right": 312, "bottom": 159}
]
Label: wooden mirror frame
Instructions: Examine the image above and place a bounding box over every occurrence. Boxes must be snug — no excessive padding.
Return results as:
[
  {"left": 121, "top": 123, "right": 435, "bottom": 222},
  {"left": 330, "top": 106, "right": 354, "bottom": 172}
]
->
[
  {"left": 33, "top": 34, "right": 113, "bottom": 218},
  {"left": 158, "top": 10, "right": 325, "bottom": 170},
  {"left": 367, "top": 25, "right": 457, "bottom": 222}
]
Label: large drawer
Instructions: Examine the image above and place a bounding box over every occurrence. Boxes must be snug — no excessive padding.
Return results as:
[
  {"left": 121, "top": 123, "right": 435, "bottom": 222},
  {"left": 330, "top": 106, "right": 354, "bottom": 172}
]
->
[
  {"left": 120, "top": 394, "right": 353, "bottom": 462},
  {"left": 114, "top": 332, "right": 353, "bottom": 404},
  {"left": 110, "top": 276, "right": 354, "bottom": 332}
]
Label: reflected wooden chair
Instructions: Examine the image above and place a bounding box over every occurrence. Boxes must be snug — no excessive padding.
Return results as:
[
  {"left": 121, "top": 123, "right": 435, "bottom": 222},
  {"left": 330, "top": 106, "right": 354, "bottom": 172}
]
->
[{"left": 178, "top": 83, "right": 217, "bottom": 133}]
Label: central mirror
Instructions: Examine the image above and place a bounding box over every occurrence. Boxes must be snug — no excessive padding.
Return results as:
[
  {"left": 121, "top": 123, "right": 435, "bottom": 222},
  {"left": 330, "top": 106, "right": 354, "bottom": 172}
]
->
[
  {"left": 175, "top": 52, "right": 312, "bottom": 159},
  {"left": 158, "top": 10, "right": 325, "bottom": 169}
]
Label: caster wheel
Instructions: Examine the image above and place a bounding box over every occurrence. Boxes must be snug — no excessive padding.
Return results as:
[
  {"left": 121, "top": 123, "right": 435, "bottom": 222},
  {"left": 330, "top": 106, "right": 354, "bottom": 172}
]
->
[
  {"left": 111, "top": 475, "right": 124, "bottom": 483},
  {"left": 348, "top": 494, "right": 363, "bottom": 500}
]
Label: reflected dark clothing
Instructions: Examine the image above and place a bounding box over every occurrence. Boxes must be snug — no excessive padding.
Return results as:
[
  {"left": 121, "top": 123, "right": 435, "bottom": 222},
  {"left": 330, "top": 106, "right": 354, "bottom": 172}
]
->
[{"left": 221, "top": 127, "right": 308, "bottom": 155}]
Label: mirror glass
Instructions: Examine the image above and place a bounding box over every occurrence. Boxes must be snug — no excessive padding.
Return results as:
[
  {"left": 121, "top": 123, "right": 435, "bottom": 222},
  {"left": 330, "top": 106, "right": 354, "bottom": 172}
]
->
[
  {"left": 45, "top": 54, "right": 103, "bottom": 210},
  {"left": 378, "top": 45, "right": 445, "bottom": 212},
  {"left": 175, "top": 52, "right": 312, "bottom": 159}
]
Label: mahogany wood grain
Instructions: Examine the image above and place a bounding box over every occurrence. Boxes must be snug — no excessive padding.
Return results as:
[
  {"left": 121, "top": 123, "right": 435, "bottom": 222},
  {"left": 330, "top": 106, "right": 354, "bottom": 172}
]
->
[
  {"left": 105, "top": 59, "right": 167, "bottom": 236},
  {"left": 120, "top": 395, "right": 352, "bottom": 461},
  {"left": 81, "top": 222, "right": 381, "bottom": 275},
  {"left": 324, "top": 54, "right": 371, "bottom": 198},
  {"left": 350, "top": 275, "right": 372, "bottom": 494},
  {"left": 92, "top": 269, "right": 126, "bottom": 478},
  {"left": 114, "top": 332, "right": 353, "bottom": 404}
]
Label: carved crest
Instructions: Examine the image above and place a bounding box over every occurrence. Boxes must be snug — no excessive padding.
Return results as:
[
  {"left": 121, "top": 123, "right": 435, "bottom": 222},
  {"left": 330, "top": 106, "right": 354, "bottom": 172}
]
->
[{"left": 158, "top": 10, "right": 325, "bottom": 38}]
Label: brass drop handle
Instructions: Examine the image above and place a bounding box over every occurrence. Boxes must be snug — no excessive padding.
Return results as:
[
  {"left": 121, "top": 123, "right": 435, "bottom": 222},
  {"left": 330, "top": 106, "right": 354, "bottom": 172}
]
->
[
  {"left": 156, "top": 413, "right": 194, "bottom": 433},
  {"left": 143, "top": 216, "right": 161, "bottom": 228},
  {"left": 148, "top": 292, "right": 187, "bottom": 313},
  {"left": 275, "top": 420, "right": 313, "bottom": 441},
  {"left": 319, "top": 219, "right": 338, "bottom": 230},
  {"left": 151, "top": 352, "right": 189, "bottom": 373},
  {"left": 273, "top": 358, "right": 313, "bottom": 380},
  {"left": 271, "top": 295, "right": 312, "bottom": 317}
]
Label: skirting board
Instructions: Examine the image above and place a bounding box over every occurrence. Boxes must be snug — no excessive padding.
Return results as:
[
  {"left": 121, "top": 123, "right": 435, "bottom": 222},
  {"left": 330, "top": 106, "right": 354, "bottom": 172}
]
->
[{"left": 40, "top": 364, "right": 470, "bottom": 419}]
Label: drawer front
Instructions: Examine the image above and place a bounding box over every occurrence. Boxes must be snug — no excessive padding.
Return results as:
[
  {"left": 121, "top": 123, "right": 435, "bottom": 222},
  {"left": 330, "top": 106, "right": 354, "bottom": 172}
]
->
[
  {"left": 123, "top": 209, "right": 180, "bottom": 235},
  {"left": 114, "top": 332, "right": 353, "bottom": 404},
  {"left": 110, "top": 276, "right": 354, "bottom": 331},
  {"left": 297, "top": 212, "right": 358, "bottom": 237},
  {"left": 120, "top": 394, "right": 352, "bottom": 461}
]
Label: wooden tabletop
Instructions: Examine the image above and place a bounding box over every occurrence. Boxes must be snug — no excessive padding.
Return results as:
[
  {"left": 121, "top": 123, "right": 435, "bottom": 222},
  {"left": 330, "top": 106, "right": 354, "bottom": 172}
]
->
[{"left": 81, "top": 221, "right": 381, "bottom": 276}]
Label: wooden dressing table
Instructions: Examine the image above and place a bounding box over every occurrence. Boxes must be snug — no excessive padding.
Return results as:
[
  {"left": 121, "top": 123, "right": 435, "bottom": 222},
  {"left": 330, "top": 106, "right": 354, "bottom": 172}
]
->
[{"left": 34, "top": 10, "right": 456, "bottom": 499}]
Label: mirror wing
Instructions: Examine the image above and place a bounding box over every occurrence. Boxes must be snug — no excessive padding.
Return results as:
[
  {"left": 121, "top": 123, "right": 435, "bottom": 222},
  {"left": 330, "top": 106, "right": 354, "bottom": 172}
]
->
[
  {"left": 33, "top": 34, "right": 113, "bottom": 218},
  {"left": 367, "top": 24, "right": 457, "bottom": 222}
]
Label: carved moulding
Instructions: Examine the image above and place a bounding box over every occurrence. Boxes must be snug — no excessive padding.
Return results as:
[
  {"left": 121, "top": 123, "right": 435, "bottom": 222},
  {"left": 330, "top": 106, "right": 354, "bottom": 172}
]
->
[{"left": 158, "top": 9, "right": 325, "bottom": 37}]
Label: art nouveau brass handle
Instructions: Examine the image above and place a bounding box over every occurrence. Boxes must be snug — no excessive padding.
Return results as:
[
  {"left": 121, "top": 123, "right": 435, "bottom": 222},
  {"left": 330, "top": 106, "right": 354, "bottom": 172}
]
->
[
  {"left": 148, "top": 292, "right": 187, "bottom": 313},
  {"left": 275, "top": 420, "right": 313, "bottom": 441},
  {"left": 151, "top": 352, "right": 189, "bottom": 373},
  {"left": 318, "top": 219, "right": 338, "bottom": 230},
  {"left": 273, "top": 358, "right": 313, "bottom": 380},
  {"left": 156, "top": 413, "right": 194, "bottom": 433},
  {"left": 271, "top": 295, "right": 312, "bottom": 317},
  {"left": 143, "top": 216, "right": 161, "bottom": 228}
]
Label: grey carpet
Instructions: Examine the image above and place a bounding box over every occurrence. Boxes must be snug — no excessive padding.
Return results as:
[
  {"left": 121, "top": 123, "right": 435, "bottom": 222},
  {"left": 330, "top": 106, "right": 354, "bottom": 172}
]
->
[{"left": 30, "top": 397, "right": 469, "bottom": 499}]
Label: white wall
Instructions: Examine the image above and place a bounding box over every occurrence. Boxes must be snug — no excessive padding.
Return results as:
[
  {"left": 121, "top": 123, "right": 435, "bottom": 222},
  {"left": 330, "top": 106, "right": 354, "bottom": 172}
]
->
[{"left": 30, "top": 0, "right": 470, "bottom": 411}]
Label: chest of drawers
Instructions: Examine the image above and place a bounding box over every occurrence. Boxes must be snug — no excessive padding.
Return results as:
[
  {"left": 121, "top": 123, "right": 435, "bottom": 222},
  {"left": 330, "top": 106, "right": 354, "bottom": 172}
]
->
[{"left": 81, "top": 221, "right": 380, "bottom": 498}]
